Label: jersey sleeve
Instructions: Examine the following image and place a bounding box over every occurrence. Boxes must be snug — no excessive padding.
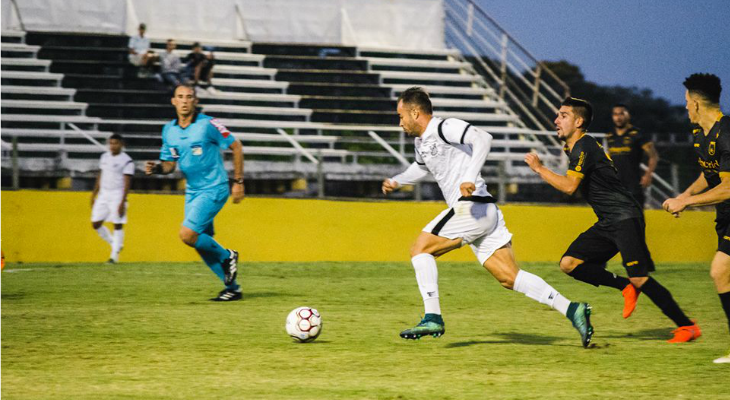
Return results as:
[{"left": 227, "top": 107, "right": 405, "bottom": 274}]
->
[
  {"left": 436, "top": 118, "right": 472, "bottom": 145},
  {"left": 207, "top": 118, "right": 236, "bottom": 149},
  {"left": 159, "top": 124, "right": 176, "bottom": 161},
  {"left": 635, "top": 129, "right": 651, "bottom": 148},
  {"left": 718, "top": 129, "right": 730, "bottom": 178},
  {"left": 122, "top": 156, "right": 135, "bottom": 175},
  {"left": 567, "top": 139, "right": 591, "bottom": 179}
]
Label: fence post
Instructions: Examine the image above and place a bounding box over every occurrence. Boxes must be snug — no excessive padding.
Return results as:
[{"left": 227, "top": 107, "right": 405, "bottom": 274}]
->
[
  {"left": 532, "top": 65, "right": 542, "bottom": 107},
  {"left": 12, "top": 136, "right": 20, "bottom": 190},
  {"left": 670, "top": 163, "right": 680, "bottom": 194},
  {"left": 498, "top": 160, "right": 506, "bottom": 203},
  {"left": 317, "top": 150, "right": 324, "bottom": 199},
  {"left": 499, "top": 33, "right": 509, "bottom": 100},
  {"left": 415, "top": 183, "right": 422, "bottom": 201}
]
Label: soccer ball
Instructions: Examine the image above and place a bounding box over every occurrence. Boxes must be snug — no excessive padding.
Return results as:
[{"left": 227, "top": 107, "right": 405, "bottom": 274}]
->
[{"left": 286, "top": 306, "right": 322, "bottom": 343}]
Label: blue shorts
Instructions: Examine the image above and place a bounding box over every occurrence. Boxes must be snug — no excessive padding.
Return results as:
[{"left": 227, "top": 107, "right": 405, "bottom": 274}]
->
[{"left": 183, "top": 184, "right": 229, "bottom": 235}]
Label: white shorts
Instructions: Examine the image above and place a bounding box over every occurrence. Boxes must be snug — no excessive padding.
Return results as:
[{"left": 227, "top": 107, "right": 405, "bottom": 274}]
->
[
  {"left": 91, "top": 193, "right": 128, "bottom": 224},
  {"left": 128, "top": 53, "right": 143, "bottom": 66},
  {"left": 423, "top": 200, "right": 513, "bottom": 265}
]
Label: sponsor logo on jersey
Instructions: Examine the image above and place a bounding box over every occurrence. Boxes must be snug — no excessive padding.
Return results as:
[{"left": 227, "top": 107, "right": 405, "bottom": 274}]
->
[
  {"left": 191, "top": 145, "right": 203, "bottom": 156},
  {"left": 709, "top": 141, "right": 716, "bottom": 156},
  {"left": 169, "top": 147, "right": 180, "bottom": 159},
  {"left": 698, "top": 158, "right": 719, "bottom": 170},
  {"left": 210, "top": 118, "right": 231, "bottom": 138}
]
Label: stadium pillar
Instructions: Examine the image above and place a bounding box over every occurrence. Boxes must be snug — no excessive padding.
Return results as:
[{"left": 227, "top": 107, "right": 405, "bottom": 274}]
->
[
  {"left": 317, "top": 151, "right": 324, "bottom": 198},
  {"left": 12, "top": 135, "right": 20, "bottom": 190}
]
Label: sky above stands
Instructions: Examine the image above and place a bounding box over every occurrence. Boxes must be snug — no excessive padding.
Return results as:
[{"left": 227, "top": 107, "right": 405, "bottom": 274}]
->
[{"left": 475, "top": 0, "right": 730, "bottom": 108}]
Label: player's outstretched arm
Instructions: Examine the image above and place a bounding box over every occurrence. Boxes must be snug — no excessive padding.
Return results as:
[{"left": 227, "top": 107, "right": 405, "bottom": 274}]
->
[
  {"left": 662, "top": 173, "right": 708, "bottom": 216},
  {"left": 91, "top": 173, "right": 101, "bottom": 207},
  {"left": 524, "top": 153, "right": 581, "bottom": 195},
  {"left": 664, "top": 174, "right": 730, "bottom": 214},
  {"left": 384, "top": 162, "right": 429, "bottom": 195},
  {"left": 144, "top": 160, "right": 176, "bottom": 175},
  {"left": 229, "top": 139, "right": 245, "bottom": 203}
]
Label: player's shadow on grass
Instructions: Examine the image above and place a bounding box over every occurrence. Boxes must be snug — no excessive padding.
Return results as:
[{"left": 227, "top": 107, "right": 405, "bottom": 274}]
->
[
  {"left": 600, "top": 328, "right": 669, "bottom": 341},
  {"left": 445, "top": 332, "right": 563, "bottom": 348}
]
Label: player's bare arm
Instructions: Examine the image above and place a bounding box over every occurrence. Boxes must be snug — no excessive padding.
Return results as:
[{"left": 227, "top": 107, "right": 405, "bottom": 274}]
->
[
  {"left": 144, "top": 160, "right": 176, "bottom": 175},
  {"left": 664, "top": 175, "right": 730, "bottom": 214},
  {"left": 524, "top": 153, "right": 582, "bottom": 195},
  {"left": 230, "top": 139, "right": 245, "bottom": 204},
  {"left": 118, "top": 174, "right": 132, "bottom": 218},
  {"left": 640, "top": 142, "right": 659, "bottom": 188},
  {"left": 662, "top": 173, "right": 709, "bottom": 214},
  {"left": 91, "top": 172, "right": 101, "bottom": 207},
  {"left": 382, "top": 178, "right": 399, "bottom": 195}
]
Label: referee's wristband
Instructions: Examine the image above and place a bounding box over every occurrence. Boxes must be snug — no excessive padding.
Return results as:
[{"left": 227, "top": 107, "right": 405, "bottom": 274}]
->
[
  {"left": 152, "top": 163, "right": 164, "bottom": 174},
  {"left": 231, "top": 178, "right": 244, "bottom": 185}
]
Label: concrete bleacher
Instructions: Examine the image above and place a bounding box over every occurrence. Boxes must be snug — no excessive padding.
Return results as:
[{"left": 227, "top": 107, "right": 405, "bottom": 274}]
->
[{"left": 3, "top": 29, "right": 560, "bottom": 194}]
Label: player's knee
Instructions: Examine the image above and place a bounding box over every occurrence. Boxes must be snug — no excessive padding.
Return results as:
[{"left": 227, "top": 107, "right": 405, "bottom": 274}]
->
[
  {"left": 92, "top": 221, "right": 103, "bottom": 230},
  {"left": 710, "top": 262, "right": 729, "bottom": 283},
  {"left": 114, "top": 224, "right": 123, "bottom": 230},
  {"left": 629, "top": 276, "right": 648, "bottom": 288},
  {"left": 179, "top": 228, "right": 197, "bottom": 247},
  {"left": 559, "top": 257, "right": 580, "bottom": 274},
  {"left": 496, "top": 273, "right": 515, "bottom": 290},
  {"left": 410, "top": 243, "right": 428, "bottom": 258}
]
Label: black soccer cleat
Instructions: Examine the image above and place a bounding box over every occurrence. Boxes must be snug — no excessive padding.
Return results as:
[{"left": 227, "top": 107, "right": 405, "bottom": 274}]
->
[
  {"left": 399, "top": 314, "right": 446, "bottom": 340},
  {"left": 222, "top": 249, "right": 239, "bottom": 286},
  {"left": 211, "top": 288, "right": 242, "bottom": 302}
]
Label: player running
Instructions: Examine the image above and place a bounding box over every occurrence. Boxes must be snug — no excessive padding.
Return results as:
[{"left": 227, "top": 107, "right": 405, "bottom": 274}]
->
[
  {"left": 383, "top": 87, "right": 593, "bottom": 347},
  {"left": 145, "top": 84, "right": 244, "bottom": 301},
  {"left": 91, "top": 133, "right": 134, "bottom": 263},
  {"left": 525, "top": 97, "right": 700, "bottom": 343},
  {"left": 663, "top": 73, "right": 730, "bottom": 363}
]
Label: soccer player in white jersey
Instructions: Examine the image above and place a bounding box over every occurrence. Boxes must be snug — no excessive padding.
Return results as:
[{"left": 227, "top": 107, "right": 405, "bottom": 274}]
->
[
  {"left": 383, "top": 87, "right": 594, "bottom": 347},
  {"left": 91, "top": 134, "right": 134, "bottom": 263}
]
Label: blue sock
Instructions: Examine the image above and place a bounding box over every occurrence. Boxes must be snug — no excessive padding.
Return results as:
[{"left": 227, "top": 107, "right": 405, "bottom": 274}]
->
[
  {"left": 194, "top": 233, "right": 229, "bottom": 263},
  {"left": 196, "top": 249, "right": 239, "bottom": 291}
]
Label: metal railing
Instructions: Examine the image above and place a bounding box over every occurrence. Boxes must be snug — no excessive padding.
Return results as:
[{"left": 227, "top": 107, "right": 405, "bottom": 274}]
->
[{"left": 444, "top": 0, "right": 570, "bottom": 131}]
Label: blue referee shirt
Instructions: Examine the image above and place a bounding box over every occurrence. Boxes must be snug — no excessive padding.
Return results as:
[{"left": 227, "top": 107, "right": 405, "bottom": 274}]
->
[{"left": 159, "top": 113, "right": 236, "bottom": 192}]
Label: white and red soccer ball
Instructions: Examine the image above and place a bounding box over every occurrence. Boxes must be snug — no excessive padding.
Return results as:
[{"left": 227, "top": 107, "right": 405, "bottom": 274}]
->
[{"left": 286, "top": 306, "right": 322, "bottom": 343}]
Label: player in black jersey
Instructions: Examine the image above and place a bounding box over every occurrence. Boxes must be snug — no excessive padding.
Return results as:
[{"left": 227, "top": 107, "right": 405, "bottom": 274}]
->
[
  {"left": 663, "top": 73, "right": 730, "bottom": 363},
  {"left": 607, "top": 104, "right": 659, "bottom": 208},
  {"left": 525, "top": 97, "right": 700, "bottom": 343}
]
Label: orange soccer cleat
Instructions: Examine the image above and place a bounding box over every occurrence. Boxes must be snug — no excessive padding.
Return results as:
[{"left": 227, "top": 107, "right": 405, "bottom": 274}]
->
[
  {"left": 621, "top": 284, "right": 640, "bottom": 319},
  {"left": 667, "top": 322, "right": 702, "bottom": 343}
]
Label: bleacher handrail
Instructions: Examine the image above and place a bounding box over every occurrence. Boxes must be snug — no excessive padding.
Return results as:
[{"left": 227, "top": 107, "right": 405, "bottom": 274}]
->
[{"left": 443, "top": 0, "right": 570, "bottom": 130}]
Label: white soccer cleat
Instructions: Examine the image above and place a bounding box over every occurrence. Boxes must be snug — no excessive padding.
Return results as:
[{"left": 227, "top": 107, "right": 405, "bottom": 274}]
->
[{"left": 714, "top": 350, "right": 730, "bottom": 364}]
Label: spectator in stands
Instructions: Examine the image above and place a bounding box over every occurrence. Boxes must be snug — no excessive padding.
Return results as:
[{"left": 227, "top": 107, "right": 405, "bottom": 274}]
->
[
  {"left": 128, "top": 23, "right": 155, "bottom": 78},
  {"left": 156, "top": 39, "right": 183, "bottom": 89},
  {"left": 183, "top": 42, "right": 216, "bottom": 94}
]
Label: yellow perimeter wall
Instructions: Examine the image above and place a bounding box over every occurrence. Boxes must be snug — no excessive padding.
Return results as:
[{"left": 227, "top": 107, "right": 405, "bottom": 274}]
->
[{"left": 1, "top": 190, "right": 718, "bottom": 263}]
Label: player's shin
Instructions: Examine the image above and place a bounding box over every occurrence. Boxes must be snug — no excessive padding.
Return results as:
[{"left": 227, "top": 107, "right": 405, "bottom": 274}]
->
[
  {"left": 95, "top": 226, "right": 113, "bottom": 245},
  {"left": 112, "top": 229, "right": 124, "bottom": 256},
  {"left": 514, "top": 270, "right": 570, "bottom": 316},
  {"left": 720, "top": 292, "right": 730, "bottom": 333},
  {"left": 412, "top": 253, "right": 441, "bottom": 315},
  {"left": 196, "top": 249, "right": 239, "bottom": 289},
  {"left": 568, "top": 263, "right": 630, "bottom": 290},
  {"left": 640, "top": 277, "right": 693, "bottom": 327},
  {"left": 193, "top": 233, "right": 229, "bottom": 262}
]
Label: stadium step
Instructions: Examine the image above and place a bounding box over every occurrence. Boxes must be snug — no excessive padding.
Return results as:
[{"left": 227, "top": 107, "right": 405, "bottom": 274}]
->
[
  {"left": 1, "top": 30, "right": 26, "bottom": 44},
  {"left": 73, "top": 88, "right": 172, "bottom": 104},
  {"left": 2, "top": 71, "right": 62, "bottom": 87},
  {"left": 263, "top": 55, "right": 368, "bottom": 71},
  {"left": 149, "top": 38, "right": 252, "bottom": 54},
  {"left": 253, "top": 43, "right": 356, "bottom": 58},
  {"left": 200, "top": 104, "right": 312, "bottom": 121},
  {"left": 364, "top": 57, "right": 470, "bottom": 74},
  {"left": 2, "top": 99, "right": 88, "bottom": 116},
  {"left": 390, "top": 84, "right": 493, "bottom": 100},
  {"left": 380, "top": 71, "right": 479, "bottom": 87},
  {"left": 170, "top": 49, "right": 264, "bottom": 67},
  {"left": 310, "top": 109, "right": 397, "bottom": 125},
  {"left": 299, "top": 96, "right": 395, "bottom": 111},
  {"left": 357, "top": 46, "right": 460, "bottom": 61},
  {"left": 38, "top": 46, "right": 128, "bottom": 62},
  {"left": 213, "top": 65, "right": 278, "bottom": 79},
  {"left": 2, "top": 128, "right": 113, "bottom": 139},
  {"left": 62, "top": 74, "right": 164, "bottom": 90},
  {"left": 1, "top": 85, "right": 76, "bottom": 101},
  {"left": 26, "top": 32, "right": 129, "bottom": 48},
  {"left": 276, "top": 69, "right": 381, "bottom": 85},
  {"left": 1, "top": 43, "right": 40, "bottom": 58},
  {"left": 1, "top": 114, "right": 102, "bottom": 130},
  {"left": 211, "top": 78, "right": 288, "bottom": 94},
  {"left": 1, "top": 58, "right": 51, "bottom": 72},
  {"left": 286, "top": 82, "right": 392, "bottom": 98},
  {"left": 49, "top": 59, "right": 138, "bottom": 77},
  {"left": 196, "top": 91, "right": 300, "bottom": 108}
]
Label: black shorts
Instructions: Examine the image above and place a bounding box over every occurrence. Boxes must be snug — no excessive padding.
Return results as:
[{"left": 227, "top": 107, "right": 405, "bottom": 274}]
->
[
  {"left": 563, "top": 218, "right": 655, "bottom": 277},
  {"left": 715, "top": 217, "right": 730, "bottom": 255}
]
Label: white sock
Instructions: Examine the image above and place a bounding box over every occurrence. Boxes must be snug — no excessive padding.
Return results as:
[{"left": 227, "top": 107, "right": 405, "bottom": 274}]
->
[
  {"left": 513, "top": 269, "right": 571, "bottom": 316},
  {"left": 112, "top": 229, "right": 124, "bottom": 257},
  {"left": 412, "top": 253, "right": 441, "bottom": 315},
  {"left": 95, "top": 226, "right": 113, "bottom": 245}
]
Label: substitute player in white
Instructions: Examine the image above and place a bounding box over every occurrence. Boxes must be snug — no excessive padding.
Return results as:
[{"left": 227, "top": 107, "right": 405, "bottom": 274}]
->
[
  {"left": 383, "top": 87, "right": 594, "bottom": 347},
  {"left": 91, "top": 133, "right": 134, "bottom": 263}
]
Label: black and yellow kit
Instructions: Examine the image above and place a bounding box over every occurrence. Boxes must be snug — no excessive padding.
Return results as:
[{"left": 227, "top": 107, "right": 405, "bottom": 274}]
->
[
  {"left": 563, "top": 134, "right": 652, "bottom": 277},
  {"left": 693, "top": 114, "right": 730, "bottom": 254},
  {"left": 606, "top": 126, "right": 651, "bottom": 206}
]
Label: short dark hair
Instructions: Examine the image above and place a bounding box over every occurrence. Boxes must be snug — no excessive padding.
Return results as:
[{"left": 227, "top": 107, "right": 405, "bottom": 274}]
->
[
  {"left": 397, "top": 86, "right": 433, "bottom": 115},
  {"left": 109, "top": 133, "right": 123, "bottom": 142},
  {"left": 683, "top": 73, "right": 722, "bottom": 104},
  {"left": 562, "top": 97, "right": 593, "bottom": 130},
  {"left": 613, "top": 103, "right": 629, "bottom": 112},
  {"left": 192, "top": 42, "right": 201, "bottom": 49},
  {"left": 173, "top": 83, "right": 197, "bottom": 98},
  {"left": 167, "top": 38, "right": 174, "bottom": 44},
  {"left": 139, "top": 23, "right": 146, "bottom": 30}
]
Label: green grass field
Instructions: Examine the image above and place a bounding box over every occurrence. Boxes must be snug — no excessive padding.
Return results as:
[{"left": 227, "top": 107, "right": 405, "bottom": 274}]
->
[{"left": 2, "top": 261, "right": 728, "bottom": 399}]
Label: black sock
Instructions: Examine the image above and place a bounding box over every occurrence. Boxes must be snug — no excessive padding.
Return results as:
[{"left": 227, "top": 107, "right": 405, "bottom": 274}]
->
[
  {"left": 568, "top": 264, "right": 630, "bottom": 290},
  {"left": 641, "top": 277, "right": 693, "bottom": 327},
  {"left": 720, "top": 291, "right": 730, "bottom": 334}
]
